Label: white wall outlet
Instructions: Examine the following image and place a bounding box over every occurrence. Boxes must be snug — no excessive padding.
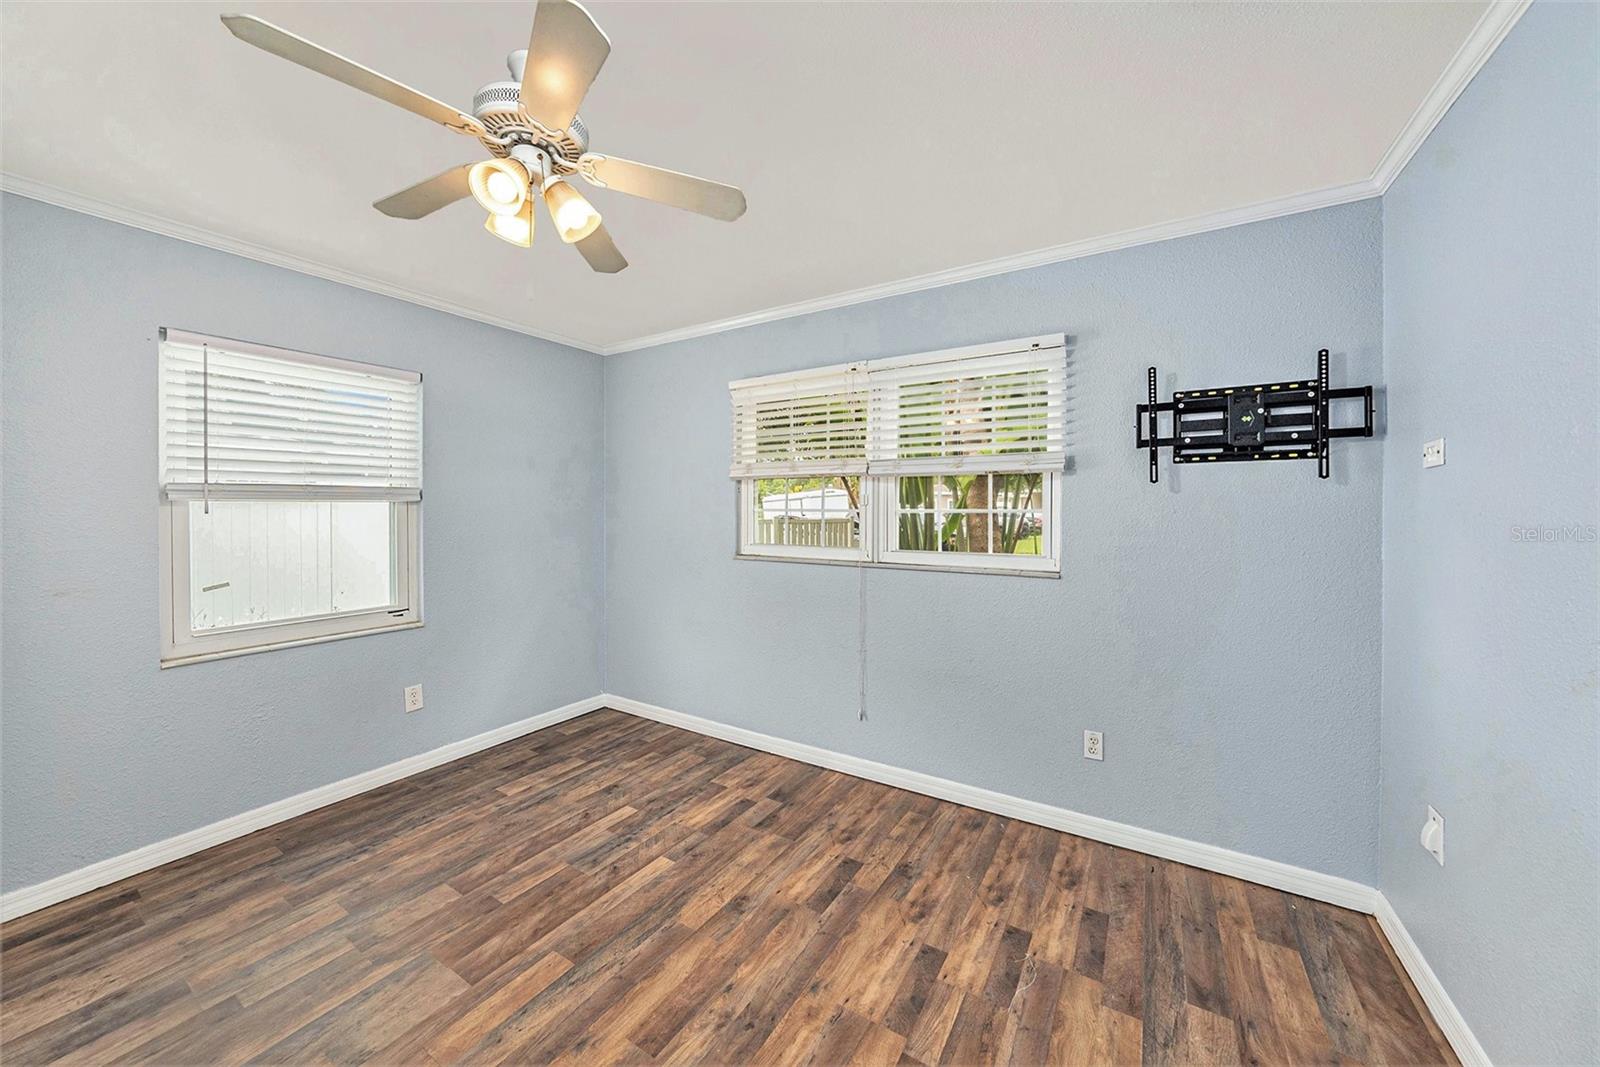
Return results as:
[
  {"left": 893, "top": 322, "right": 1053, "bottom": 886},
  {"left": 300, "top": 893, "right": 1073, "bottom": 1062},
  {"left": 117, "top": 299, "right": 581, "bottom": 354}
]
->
[
  {"left": 1423, "top": 438, "right": 1446, "bottom": 468},
  {"left": 404, "top": 684, "right": 424, "bottom": 713},
  {"left": 1420, "top": 805, "right": 1445, "bottom": 865},
  {"left": 1083, "top": 730, "right": 1104, "bottom": 761}
]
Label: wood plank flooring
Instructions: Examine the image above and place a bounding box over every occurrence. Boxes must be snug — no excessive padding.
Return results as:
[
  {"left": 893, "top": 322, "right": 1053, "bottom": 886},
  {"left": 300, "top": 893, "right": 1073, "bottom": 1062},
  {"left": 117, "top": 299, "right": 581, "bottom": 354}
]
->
[{"left": 0, "top": 709, "right": 1454, "bottom": 1065}]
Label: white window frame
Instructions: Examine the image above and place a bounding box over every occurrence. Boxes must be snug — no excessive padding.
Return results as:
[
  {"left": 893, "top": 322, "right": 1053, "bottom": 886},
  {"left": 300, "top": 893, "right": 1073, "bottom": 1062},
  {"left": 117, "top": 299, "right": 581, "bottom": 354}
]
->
[
  {"left": 159, "top": 501, "right": 422, "bottom": 667},
  {"left": 875, "top": 471, "right": 1060, "bottom": 575},
  {"left": 736, "top": 472, "right": 1061, "bottom": 576},
  {"left": 737, "top": 477, "right": 872, "bottom": 564},
  {"left": 156, "top": 329, "right": 424, "bottom": 667},
  {"left": 733, "top": 333, "right": 1065, "bottom": 577}
]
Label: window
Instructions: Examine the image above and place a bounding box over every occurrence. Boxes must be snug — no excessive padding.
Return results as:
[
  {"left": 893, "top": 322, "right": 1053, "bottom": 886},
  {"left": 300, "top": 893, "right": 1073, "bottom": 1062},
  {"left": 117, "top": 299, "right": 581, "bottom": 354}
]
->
[
  {"left": 158, "top": 329, "right": 422, "bottom": 665},
  {"left": 732, "top": 335, "right": 1064, "bottom": 574},
  {"left": 883, "top": 472, "right": 1051, "bottom": 562},
  {"left": 742, "top": 475, "right": 865, "bottom": 560}
]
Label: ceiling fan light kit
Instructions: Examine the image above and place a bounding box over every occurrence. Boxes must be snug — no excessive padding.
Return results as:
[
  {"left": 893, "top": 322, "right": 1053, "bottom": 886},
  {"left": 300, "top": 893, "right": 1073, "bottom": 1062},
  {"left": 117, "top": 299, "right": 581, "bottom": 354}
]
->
[
  {"left": 485, "top": 200, "right": 536, "bottom": 248},
  {"left": 468, "top": 157, "right": 530, "bottom": 216},
  {"left": 543, "top": 177, "right": 602, "bottom": 244},
  {"left": 221, "top": 0, "right": 748, "bottom": 274}
]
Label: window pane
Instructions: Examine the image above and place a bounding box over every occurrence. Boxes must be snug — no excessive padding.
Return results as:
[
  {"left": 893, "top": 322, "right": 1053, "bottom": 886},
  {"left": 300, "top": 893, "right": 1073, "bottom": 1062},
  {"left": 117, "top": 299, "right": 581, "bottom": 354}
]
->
[
  {"left": 898, "top": 511, "right": 937, "bottom": 550},
  {"left": 991, "top": 513, "right": 1045, "bottom": 555},
  {"left": 898, "top": 475, "right": 935, "bottom": 509},
  {"left": 941, "top": 474, "right": 980, "bottom": 511},
  {"left": 751, "top": 476, "right": 859, "bottom": 549},
  {"left": 895, "top": 473, "right": 1049, "bottom": 559},
  {"left": 188, "top": 500, "right": 395, "bottom": 632},
  {"left": 945, "top": 512, "right": 986, "bottom": 553},
  {"left": 995, "top": 473, "right": 1042, "bottom": 511}
]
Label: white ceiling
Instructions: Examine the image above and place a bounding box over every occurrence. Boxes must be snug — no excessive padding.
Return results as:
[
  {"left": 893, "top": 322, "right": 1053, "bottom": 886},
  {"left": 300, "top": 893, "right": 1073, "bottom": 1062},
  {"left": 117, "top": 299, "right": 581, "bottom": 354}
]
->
[{"left": 2, "top": 1, "right": 1492, "bottom": 352}]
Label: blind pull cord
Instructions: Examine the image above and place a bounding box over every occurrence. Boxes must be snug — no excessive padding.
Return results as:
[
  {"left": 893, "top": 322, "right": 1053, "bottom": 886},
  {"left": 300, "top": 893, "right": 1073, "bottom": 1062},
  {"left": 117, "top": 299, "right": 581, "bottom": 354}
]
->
[
  {"left": 855, "top": 365, "right": 869, "bottom": 724},
  {"left": 857, "top": 556, "right": 867, "bottom": 722},
  {"left": 201, "top": 343, "right": 210, "bottom": 515},
  {"left": 857, "top": 487, "right": 868, "bottom": 723}
]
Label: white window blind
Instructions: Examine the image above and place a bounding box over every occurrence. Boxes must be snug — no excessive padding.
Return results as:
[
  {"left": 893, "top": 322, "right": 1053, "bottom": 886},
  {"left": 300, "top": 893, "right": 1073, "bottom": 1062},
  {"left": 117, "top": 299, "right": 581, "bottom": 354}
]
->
[
  {"left": 729, "top": 363, "right": 868, "bottom": 477},
  {"left": 158, "top": 328, "right": 423, "bottom": 502},
  {"left": 866, "top": 338, "right": 1065, "bottom": 474},
  {"left": 727, "top": 335, "right": 1065, "bottom": 478}
]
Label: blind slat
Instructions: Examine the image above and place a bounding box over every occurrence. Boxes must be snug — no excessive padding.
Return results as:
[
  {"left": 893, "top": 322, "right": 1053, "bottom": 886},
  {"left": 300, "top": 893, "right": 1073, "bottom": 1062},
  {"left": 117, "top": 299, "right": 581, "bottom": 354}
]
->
[
  {"left": 728, "top": 337, "right": 1065, "bottom": 478},
  {"left": 159, "top": 334, "right": 423, "bottom": 500},
  {"left": 163, "top": 388, "right": 423, "bottom": 426},
  {"left": 729, "top": 363, "right": 868, "bottom": 478}
]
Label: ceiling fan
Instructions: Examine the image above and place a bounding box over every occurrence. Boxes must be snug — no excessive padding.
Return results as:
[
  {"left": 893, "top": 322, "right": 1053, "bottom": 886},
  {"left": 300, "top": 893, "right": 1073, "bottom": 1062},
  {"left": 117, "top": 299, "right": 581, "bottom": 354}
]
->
[{"left": 221, "top": 0, "right": 747, "bottom": 273}]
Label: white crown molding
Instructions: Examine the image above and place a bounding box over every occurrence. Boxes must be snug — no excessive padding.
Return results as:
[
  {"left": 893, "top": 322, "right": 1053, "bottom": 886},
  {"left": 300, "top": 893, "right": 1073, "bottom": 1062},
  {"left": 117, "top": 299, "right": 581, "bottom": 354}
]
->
[
  {"left": 1374, "top": 892, "right": 1492, "bottom": 1066},
  {"left": 0, "top": 695, "right": 607, "bottom": 922},
  {"left": 2, "top": 2, "right": 1524, "bottom": 357},
  {"left": 0, "top": 167, "right": 1374, "bottom": 358},
  {"left": 598, "top": 177, "right": 1382, "bottom": 355},
  {"left": 602, "top": 693, "right": 1376, "bottom": 912},
  {"left": 1370, "top": 0, "right": 1530, "bottom": 193},
  {"left": 0, "top": 173, "right": 604, "bottom": 355},
  {"left": 601, "top": 0, "right": 1527, "bottom": 356}
]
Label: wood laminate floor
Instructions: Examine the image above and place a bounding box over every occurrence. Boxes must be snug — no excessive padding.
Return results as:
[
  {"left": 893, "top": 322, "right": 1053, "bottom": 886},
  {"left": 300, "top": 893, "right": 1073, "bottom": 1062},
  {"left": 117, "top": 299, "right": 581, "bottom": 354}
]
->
[{"left": 0, "top": 709, "right": 1453, "bottom": 1066}]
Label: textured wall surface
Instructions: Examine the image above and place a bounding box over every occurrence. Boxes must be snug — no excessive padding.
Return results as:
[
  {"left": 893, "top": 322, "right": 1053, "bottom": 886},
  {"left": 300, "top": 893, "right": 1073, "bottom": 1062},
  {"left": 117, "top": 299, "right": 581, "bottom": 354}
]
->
[
  {"left": 605, "top": 201, "right": 1385, "bottom": 883},
  {"left": 0, "top": 194, "right": 605, "bottom": 893},
  {"left": 1379, "top": 4, "right": 1599, "bottom": 1063},
  {"left": 2, "top": 11, "right": 1592, "bottom": 1045}
]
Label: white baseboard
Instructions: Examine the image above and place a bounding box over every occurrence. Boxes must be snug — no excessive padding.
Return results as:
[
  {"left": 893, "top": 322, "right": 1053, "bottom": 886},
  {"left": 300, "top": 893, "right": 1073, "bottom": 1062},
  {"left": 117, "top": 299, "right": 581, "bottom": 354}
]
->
[
  {"left": 605, "top": 694, "right": 1496, "bottom": 1063},
  {"left": 605, "top": 694, "right": 1491, "bottom": 1063},
  {"left": 0, "top": 695, "right": 607, "bottom": 923},
  {"left": 1, "top": 691, "right": 1486, "bottom": 1067},
  {"left": 601, "top": 693, "right": 1375, "bottom": 913},
  {"left": 1374, "top": 892, "right": 1490, "bottom": 1066}
]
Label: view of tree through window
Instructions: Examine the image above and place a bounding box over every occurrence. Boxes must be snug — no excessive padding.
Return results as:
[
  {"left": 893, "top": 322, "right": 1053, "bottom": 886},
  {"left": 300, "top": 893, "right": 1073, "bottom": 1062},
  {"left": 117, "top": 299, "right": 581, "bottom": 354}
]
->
[
  {"left": 732, "top": 336, "right": 1063, "bottom": 572},
  {"left": 896, "top": 473, "right": 1043, "bottom": 556}
]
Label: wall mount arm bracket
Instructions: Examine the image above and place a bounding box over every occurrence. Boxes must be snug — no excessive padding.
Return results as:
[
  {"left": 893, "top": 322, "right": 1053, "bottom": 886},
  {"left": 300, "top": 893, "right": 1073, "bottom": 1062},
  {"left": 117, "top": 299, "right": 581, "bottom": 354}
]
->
[{"left": 1136, "top": 349, "right": 1374, "bottom": 484}]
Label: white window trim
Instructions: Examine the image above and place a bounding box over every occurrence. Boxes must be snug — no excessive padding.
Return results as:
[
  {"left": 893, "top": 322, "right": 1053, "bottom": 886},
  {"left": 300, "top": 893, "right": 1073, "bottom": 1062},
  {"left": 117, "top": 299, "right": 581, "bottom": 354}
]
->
[
  {"left": 158, "top": 500, "right": 422, "bottom": 668},
  {"left": 737, "top": 478, "right": 872, "bottom": 564},
  {"left": 157, "top": 329, "right": 425, "bottom": 666},
  {"left": 730, "top": 334, "right": 1066, "bottom": 576},
  {"left": 736, "top": 473, "right": 1061, "bottom": 577},
  {"left": 876, "top": 472, "right": 1060, "bottom": 574}
]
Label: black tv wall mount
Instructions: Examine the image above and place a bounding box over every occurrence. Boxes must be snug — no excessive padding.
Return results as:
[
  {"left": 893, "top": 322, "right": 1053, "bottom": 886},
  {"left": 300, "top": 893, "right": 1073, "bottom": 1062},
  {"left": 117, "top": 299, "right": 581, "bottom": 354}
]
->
[{"left": 1136, "top": 349, "right": 1373, "bottom": 483}]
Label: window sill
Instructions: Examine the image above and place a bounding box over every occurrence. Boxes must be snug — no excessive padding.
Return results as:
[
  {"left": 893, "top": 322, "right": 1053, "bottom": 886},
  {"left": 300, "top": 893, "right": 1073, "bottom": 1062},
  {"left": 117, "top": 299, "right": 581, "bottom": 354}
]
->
[
  {"left": 734, "top": 553, "right": 1059, "bottom": 579},
  {"left": 160, "top": 618, "right": 423, "bottom": 669}
]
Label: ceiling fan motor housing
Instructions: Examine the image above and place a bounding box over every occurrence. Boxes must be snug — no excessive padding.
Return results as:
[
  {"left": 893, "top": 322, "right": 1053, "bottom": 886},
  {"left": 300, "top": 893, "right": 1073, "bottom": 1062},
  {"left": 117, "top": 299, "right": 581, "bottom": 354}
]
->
[{"left": 472, "top": 49, "right": 589, "bottom": 165}]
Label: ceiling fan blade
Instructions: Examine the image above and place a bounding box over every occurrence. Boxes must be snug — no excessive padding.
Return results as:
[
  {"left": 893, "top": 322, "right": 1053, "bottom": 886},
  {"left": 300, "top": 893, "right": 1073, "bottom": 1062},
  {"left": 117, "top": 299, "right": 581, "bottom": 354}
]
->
[
  {"left": 575, "top": 223, "right": 628, "bottom": 273},
  {"left": 577, "top": 155, "right": 746, "bottom": 221},
  {"left": 520, "top": 0, "right": 611, "bottom": 134},
  {"left": 373, "top": 164, "right": 477, "bottom": 219},
  {"left": 221, "top": 15, "right": 486, "bottom": 137}
]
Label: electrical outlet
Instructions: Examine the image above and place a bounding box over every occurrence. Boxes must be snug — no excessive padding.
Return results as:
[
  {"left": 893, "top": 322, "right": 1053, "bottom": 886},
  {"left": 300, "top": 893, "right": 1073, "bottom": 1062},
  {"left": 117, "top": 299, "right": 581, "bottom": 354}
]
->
[
  {"left": 1083, "top": 730, "right": 1104, "bottom": 761},
  {"left": 1423, "top": 438, "right": 1445, "bottom": 468},
  {"left": 1420, "top": 805, "right": 1444, "bottom": 866},
  {"left": 404, "top": 684, "right": 424, "bottom": 713}
]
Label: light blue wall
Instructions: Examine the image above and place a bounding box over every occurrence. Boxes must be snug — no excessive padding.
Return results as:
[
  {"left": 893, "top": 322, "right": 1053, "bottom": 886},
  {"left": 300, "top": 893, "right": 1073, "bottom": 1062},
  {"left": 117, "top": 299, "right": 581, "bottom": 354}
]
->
[
  {"left": 0, "top": 194, "right": 606, "bottom": 893},
  {"left": 1379, "top": 4, "right": 1599, "bottom": 1063},
  {"left": 5, "top": 10, "right": 1592, "bottom": 1051},
  {"left": 605, "top": 201, "right": 1385, "bottom": 883}
]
